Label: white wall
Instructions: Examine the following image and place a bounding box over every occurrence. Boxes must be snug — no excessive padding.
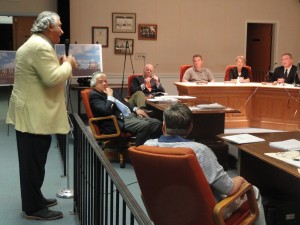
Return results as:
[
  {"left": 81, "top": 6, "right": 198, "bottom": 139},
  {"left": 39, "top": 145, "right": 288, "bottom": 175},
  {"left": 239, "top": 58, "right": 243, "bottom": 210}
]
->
[
  {"left": 70, "top": 0, "right": 300, "bottom": 74},
  {"left": 1, "top": 0, "right": 300, "bottom": 95},
  {"left": 68, "top": 0, "right": 300, "bottom": 94}
]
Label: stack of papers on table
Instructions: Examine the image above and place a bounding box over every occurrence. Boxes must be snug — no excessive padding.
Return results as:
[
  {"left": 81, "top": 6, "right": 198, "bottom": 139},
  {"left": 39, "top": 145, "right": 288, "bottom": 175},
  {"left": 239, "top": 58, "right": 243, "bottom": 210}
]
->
[
  {"left": 222, "top": 134, "right": 265, "bottom": 144},
  {"left": 269, "top": 139, "right": 300, "bottom": 151},
  {"left": 264, "top": 152, "right": 300, "bottom": 168},
  {"left": 196, "top": 103, "right": 225, "bottom": 109},
  {"left": 147, "top": 95, "right": 196, "bottom": 102},
  {"left": 147, "top": 97, "right": 179, "bottom": 102}
]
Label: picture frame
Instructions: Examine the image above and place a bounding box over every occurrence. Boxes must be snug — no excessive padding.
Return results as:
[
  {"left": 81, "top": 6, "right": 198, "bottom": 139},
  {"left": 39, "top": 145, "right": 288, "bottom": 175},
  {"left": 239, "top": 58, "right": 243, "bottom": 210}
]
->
[
  {"left": 138, "top": 24, "right": 158, "bottom": 40},
  {"left": 92, "top": 26, "right": 109, "bottom": 47},
  {"left": 112, "top": 13, "right": 136, "bottom": 33},
  {"left": 114, "top": 38, "right": 134, "bottom": 55}
]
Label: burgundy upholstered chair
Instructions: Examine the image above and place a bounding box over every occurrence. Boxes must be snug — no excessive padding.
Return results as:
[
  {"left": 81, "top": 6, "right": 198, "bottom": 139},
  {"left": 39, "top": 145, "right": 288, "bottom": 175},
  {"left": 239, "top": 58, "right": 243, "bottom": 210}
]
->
[
  {"left": 129, "top": 145, "right": 259, "bottom": 225},
  {"left": 127, "top": 74, "right": 142, "bottom": 96},
  {"left": 224, "top": 65, "right": 253, "bottom": 81},
  {"left": 179, "top": 65, "right": 192, "bottom": 82},
  {"left": 81, "top": 88, "right": 134, "bottom": 168}
]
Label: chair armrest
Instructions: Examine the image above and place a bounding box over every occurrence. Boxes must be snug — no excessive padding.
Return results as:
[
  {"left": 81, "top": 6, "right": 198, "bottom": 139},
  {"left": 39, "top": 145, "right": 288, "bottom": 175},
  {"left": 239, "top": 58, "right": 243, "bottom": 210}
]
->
[
  {"left": 213, "top": 182, "right": 259, "bottom": 225},
  {"left": 89, "top": 115, "right": 121, "bottom": 139}
]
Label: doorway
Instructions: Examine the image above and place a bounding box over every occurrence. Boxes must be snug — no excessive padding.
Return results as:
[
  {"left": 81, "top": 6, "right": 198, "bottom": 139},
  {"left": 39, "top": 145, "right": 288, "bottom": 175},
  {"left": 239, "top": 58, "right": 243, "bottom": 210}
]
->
[
  {"left": 13, "top": 16, "right": 36, "bottom": 50},
  {"left": 0, "top": 24, "right": 13, "bottom": 50},
  {"left": 246, "top": 23, "right": 274, "bottom": 82}
]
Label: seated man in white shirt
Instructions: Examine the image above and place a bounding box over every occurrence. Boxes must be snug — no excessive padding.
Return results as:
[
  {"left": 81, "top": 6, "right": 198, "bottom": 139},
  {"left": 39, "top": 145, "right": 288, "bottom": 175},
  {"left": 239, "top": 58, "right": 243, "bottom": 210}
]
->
[
  {"left": 129, "top": 64, "right": 165, "bottom": 108},
  {"left": 144, "top": 102, "right": 266, "bottom": 224},
  {"left": 269, "top": 53, "right": 298, "bottom": 84}
]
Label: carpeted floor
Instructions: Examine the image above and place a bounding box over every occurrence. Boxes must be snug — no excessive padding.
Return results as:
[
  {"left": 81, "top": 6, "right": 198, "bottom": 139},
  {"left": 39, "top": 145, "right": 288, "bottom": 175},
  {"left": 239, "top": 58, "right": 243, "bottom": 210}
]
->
[
  {"left": 0, "top": 86, "right": 280, "bottom": 224},
  {"left": 0, "top": 87, "right": 77, "bottom": 224}
]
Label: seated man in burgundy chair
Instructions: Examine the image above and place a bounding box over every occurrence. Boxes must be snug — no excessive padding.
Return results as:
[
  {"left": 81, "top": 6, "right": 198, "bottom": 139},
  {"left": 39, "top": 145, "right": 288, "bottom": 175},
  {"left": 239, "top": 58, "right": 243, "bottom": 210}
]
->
[
  {"left": 128, "top": 64, "right": 165, "bottom": 108},
  {"left": 182, "top": 54, "right": 215, "bottom": 83},
  {"left": 89, "top": 72, "right": 162, "bottom": 146},
  {"left": 144, "top": 103, "right": 266, "bottom": 225}
]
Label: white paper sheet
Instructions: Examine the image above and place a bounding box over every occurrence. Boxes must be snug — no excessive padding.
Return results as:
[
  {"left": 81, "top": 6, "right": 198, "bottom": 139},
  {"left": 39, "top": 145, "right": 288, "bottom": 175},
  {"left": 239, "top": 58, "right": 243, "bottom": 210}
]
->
[{"left": 222, "top": 133, "right": 265, "bottom": 144}]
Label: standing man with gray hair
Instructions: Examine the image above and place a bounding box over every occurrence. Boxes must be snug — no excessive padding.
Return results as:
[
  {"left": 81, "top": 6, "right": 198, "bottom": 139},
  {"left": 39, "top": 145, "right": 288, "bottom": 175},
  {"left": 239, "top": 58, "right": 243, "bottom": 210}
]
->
[{"left": 6, "top": 11, "right": 76, "bottom": 220}]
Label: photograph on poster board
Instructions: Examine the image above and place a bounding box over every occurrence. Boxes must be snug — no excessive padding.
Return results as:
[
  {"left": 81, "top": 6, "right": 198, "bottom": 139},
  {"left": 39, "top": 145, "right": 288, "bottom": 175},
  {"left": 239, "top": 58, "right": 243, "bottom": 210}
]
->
[
  {"left": 0, "top": 51, "right": 16, "bottom": 86},
  {"left": 55, "top": 44, "right": 103, "bottom": 77}
]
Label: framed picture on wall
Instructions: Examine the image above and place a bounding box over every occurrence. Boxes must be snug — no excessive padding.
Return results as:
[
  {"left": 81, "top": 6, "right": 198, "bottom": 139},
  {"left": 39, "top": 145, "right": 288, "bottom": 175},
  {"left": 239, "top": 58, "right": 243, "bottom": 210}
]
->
[
  {"left": 138, "top": 24, "right": 158, "bottom": 40},
  {"left": 92, "top": 27, "right": 109, "bottom": 47},
  {"left": 112, "top": 13, "right": 136, "bottom": 33},
  {"left": 114, "top": 38, "right": 134, "bottom": 55}
]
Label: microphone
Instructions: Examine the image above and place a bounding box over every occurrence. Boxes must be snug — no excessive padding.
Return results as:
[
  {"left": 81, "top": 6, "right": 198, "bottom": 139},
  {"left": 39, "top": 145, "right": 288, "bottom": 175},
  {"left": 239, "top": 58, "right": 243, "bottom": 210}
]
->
[
  {"left": 65, "top": 39, "right": 70, "bottom": 57},
  {"left": 272, "top": 62, "right": 277, "bottom": 72},
  {"left": 266, "top": 62, "right": 277, "bottom": 82},
  {"left": 294, "top": 63, "right": 300, "bottom": 86}
]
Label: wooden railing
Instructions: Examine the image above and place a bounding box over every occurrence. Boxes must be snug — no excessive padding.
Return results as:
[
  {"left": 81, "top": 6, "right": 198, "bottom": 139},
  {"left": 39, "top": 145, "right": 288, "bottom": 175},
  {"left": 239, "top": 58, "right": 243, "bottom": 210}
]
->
[{"left": 72, "top": 113, "right": 152, "bottom": 225}]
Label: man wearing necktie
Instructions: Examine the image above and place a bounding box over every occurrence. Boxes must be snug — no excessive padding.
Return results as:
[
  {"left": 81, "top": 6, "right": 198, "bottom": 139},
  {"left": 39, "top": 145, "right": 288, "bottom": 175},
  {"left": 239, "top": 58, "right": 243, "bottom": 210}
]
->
[
  {"left": 89, "top": 72, "right": 162, "bottom": 146},
  {"left": 129, "top": 64, "right": 165, "bottom": 108},
  {"left": 270, "top": 53, "right": 298, "bottom": 84}
]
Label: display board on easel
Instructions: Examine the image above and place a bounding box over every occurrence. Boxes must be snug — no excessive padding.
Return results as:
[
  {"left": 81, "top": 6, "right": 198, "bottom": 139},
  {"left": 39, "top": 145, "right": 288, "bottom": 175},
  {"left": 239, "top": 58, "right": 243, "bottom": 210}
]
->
[
  {"left": 1, "top": 44, "right": 103, "bottom": 86},
  {"left": 0, "top": 51, "right": 16, "bottom": 86},
  {"left": 55, "top": 44, "right": 103, "bottom": 78}
]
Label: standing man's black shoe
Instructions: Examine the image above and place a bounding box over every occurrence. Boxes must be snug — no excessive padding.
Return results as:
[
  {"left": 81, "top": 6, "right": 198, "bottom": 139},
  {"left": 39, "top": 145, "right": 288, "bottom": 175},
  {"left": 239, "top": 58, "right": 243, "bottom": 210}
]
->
[
  {"left": 24, "top": 208, "right": 63, "bottom": 220},
  {"left": 43, "top": 198, "right": 57, "bottom": 207}
]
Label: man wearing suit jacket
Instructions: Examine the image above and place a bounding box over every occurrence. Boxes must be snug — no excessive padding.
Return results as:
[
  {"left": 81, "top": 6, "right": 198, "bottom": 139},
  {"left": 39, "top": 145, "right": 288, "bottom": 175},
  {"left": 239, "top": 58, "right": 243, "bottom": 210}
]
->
[
  {"left": 6, "top": 11, "right": 76, "bottom": 220},
  {"left": 89, "top": 72, "right": 162, "bottom": 146},
  {"left": 128, "top": 64, "right": 165, "bottom": 108},
  {"left": 270, "top": 53, "right": 299, "bottom": 84}
]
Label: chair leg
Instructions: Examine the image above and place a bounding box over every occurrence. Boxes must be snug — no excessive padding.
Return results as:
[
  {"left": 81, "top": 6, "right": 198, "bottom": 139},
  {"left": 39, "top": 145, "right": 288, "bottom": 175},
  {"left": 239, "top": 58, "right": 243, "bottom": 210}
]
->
[{"left": 119, "top": 152, "right": 125, "bottom": 168}]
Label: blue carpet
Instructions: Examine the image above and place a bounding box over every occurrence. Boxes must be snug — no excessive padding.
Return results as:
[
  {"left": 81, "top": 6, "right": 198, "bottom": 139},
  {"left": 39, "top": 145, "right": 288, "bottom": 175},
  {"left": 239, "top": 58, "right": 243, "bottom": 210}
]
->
[{"left": 0, "top": 87, "right": 77, "bottom": 224}]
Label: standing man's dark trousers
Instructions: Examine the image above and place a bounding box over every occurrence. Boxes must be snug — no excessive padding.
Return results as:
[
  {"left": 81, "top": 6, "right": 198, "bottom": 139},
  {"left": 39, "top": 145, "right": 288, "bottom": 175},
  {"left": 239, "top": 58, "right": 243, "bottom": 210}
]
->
[{"left": 16, "top": 130, "right": 52, "bottom": 214}]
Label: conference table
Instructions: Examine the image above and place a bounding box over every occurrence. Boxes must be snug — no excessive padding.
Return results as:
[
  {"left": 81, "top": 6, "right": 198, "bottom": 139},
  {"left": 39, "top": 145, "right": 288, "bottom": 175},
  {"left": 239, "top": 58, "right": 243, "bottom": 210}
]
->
[
  {"left": 174, "top": 82, "right": 300, "bottom": 131},
  {"left": 146, "top": 98, "right": 240, "bottom": 142},
  {"left": 220, "top": 131, "right": 300, "bottom": 198}
]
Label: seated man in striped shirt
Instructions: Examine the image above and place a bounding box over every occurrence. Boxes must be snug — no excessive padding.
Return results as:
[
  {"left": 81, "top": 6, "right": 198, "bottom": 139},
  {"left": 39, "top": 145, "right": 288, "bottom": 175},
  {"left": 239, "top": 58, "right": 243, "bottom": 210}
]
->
[{"left": 144, "top": 103, "right": 266, "bottom": 225}]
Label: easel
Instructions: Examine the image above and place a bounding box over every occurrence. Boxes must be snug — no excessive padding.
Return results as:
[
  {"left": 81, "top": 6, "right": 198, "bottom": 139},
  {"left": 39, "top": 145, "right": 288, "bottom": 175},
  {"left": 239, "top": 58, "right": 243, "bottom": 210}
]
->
[{"left": 121, "top": 41, "right": 135, "bottom": 97}]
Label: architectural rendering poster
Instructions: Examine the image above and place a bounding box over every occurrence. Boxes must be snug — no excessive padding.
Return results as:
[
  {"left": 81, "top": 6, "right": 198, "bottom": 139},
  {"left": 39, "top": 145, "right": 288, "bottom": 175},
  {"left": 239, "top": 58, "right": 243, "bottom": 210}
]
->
[
  {"left": 55, "top": 44, "right": 103, "bottom": 78},
  {"left": 0, "top": 51, "right": 16, "bottom": 86}
]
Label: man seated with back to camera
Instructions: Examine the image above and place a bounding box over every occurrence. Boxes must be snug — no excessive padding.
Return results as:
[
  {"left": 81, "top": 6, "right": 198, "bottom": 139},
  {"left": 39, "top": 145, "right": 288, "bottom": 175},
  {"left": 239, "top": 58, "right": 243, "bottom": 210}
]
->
[
  {"left": 182, "top": 54, "right": 215, "bottom": 82},
  {"left": 269, "top": 53, "right": 299, "bottom": 84},
  {"left": 144, "top": 103, "right": 266, "bottom": 225},
  {"left": 129, "top": 64, "right": 165, "bottom": 109},
  {"left": 89, "top": 72, "right": 162, "bottom": 146}
]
